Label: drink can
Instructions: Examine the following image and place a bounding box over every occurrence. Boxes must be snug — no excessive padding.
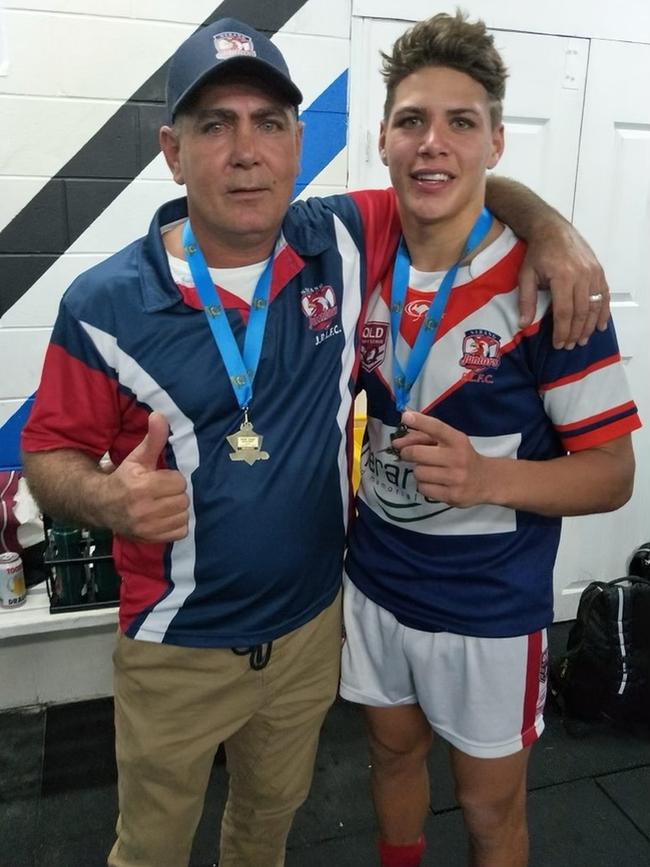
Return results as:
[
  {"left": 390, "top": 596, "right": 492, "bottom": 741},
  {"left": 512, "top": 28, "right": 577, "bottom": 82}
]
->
[{"left": 0, "top": 552, "right": 27, "bottom": 608}]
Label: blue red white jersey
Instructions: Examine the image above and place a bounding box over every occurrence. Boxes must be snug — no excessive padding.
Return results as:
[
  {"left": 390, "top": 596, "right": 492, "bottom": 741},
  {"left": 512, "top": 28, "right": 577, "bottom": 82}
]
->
[
  {"left": 21, "top": 192, "right": 400, "bottom": 647},
  {"left": 346, "top": 227, "right": 641, "bottom": 638}
]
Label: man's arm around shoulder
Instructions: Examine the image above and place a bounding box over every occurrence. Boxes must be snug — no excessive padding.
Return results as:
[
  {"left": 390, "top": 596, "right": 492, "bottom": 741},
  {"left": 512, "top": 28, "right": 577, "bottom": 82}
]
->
[{"left": 486, "top": 175, "right": 610, "bottom": 349}]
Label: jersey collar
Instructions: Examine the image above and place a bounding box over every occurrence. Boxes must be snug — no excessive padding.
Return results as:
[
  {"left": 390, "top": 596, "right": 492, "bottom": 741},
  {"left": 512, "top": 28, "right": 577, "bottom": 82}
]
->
[{"left": 139, "top": 197, "right": 310, "bottom": 314}]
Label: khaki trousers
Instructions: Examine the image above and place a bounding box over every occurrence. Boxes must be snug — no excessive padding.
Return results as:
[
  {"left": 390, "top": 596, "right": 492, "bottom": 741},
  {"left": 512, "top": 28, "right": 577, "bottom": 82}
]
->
[{"left": 107, "top": 592, "right": 341, "bottom": 867}]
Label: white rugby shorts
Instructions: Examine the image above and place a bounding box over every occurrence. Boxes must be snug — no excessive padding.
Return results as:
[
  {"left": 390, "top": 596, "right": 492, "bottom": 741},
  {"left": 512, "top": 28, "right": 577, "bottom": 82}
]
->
[{"left": 340, "top": 576, "right": 547, "bottom": 759}]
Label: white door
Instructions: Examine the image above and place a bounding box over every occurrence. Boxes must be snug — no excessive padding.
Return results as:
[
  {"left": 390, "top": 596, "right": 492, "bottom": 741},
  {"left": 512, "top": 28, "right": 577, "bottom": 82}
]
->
[
  {"left": 348, "top": 18, "right": 589, "bottom": 218},
  {"left": 553, "top": 40, "right": 650, "bottom": 619}
]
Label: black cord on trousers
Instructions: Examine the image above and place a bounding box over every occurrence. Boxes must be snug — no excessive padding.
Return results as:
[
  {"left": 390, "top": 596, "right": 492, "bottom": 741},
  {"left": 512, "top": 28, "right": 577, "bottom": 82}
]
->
[{"left": 232, "top": 642, "right": 273, "bottom": 670}]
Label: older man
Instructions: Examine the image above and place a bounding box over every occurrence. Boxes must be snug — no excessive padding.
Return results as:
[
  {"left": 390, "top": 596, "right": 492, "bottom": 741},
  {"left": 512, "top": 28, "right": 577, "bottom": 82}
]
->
[{"left": 22, "top": 17, "right": 609, "bottom": 867}]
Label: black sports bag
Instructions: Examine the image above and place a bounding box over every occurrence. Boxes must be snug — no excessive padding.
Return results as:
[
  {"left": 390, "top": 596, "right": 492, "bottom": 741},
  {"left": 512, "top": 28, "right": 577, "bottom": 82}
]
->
[{"left": 551, "top": 576, "right": 650, "bottom": 725}]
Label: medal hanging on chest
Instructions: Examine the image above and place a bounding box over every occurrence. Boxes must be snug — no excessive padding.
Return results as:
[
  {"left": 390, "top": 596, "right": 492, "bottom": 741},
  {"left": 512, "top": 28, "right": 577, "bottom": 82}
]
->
[
  {"left": 183, "top": 222, "right": 273, "bottom": 464},
  {"left": 385, "top": 208, "right": 493, "bottom": 457},
  {"left": 225, "top": 409, "right": 269, "bottom": 465}
]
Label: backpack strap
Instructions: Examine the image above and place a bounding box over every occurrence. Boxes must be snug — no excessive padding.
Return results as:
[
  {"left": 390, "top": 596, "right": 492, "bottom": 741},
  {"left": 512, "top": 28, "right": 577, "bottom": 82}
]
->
[{"left": 605, "top": 575, "right": 650, "bottom": 590}]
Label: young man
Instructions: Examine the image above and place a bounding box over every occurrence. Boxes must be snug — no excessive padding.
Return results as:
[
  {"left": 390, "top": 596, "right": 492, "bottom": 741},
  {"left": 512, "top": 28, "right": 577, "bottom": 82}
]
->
[
  {"left": 21, "top": 16, "right": 614, "bottom": 867},
  {"left": 341, "top": 12, "right": 640, "bottom": 867}
]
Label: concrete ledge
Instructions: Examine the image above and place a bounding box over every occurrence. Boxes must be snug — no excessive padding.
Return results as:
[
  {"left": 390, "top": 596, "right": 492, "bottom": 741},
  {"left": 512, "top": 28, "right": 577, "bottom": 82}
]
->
[
  {"left": 0, "top": 583, "right": 117, "bottom": 640},
  {"left": 0, "top": 585, "right": 117, "bottom": 709}
]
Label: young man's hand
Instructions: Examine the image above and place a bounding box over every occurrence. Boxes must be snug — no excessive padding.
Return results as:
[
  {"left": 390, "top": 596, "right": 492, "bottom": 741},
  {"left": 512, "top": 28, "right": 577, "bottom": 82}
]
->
[{"left": 392, "top": 412, "right": 490, "bottom": 507}]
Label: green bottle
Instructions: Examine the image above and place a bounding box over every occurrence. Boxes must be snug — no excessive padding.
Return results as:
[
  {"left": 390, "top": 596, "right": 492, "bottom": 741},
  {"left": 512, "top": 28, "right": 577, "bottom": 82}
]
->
[
  {"left": 89, "top": 528, "right": 121, "bottom": 603},
  {"left": 50, "top": 524, "right": 86, "bottom": 606}
]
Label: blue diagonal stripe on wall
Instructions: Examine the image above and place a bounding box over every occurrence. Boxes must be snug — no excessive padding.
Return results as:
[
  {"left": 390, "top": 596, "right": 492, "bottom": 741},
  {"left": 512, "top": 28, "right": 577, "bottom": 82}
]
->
[
  {"left": 0, "top": 399, "right": 35, "bottom": 471},
  {"left": 0, "top": 70, "right": 351, "bottom": 471},
  {"left": 293, "top": 70, "right": 348, "bottom": 199}
]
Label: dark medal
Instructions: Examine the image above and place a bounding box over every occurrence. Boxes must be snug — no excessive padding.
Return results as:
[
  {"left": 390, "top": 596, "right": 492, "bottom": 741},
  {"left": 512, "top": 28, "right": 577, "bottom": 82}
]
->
[{"left": 382, "top": 422, "right": 410, "bottom": 457}]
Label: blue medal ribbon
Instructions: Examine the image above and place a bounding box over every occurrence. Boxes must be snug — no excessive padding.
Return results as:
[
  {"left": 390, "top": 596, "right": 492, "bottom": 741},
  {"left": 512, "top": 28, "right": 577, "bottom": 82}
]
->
[
  {"left": 390, "top": 207, "right": 493, "bottom": 411},
  {"left": 182, "top": 221, "right": 273, "bottom": 412}
]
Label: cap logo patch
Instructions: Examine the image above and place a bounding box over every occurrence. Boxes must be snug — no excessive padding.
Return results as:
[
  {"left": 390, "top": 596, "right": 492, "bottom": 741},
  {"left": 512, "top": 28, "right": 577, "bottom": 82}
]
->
[{"left": 213, "top": 32, "right": 257, "bottom": 60}]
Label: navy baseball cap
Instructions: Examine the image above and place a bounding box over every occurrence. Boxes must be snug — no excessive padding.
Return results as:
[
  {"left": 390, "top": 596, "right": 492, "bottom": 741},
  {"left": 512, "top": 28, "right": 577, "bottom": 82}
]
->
[{"left": 166, "top": 18, "right": 303, "bottom": 120}]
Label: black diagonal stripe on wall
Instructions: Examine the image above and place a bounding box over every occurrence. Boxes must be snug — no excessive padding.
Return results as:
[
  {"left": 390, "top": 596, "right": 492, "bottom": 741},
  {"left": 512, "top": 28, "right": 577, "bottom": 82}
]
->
[{"left": 0, "top": 0, "right": 310, "bottom": 318}]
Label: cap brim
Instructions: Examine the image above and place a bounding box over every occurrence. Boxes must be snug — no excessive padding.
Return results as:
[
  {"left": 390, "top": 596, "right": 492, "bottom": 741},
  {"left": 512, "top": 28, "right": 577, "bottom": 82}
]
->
[{"left": 171, "top": 56, "right": 303, "bottom": 119}]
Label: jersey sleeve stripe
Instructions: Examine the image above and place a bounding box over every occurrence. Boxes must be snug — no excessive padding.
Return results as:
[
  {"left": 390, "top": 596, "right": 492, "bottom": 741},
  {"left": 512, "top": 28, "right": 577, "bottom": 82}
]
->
[
  {"left": 21, "top": 343, "right": 120, "bottom": 459},
  {"left": 539, "top": 353, "right": 621, "bottom": 392},
  {"left": 555, "top": 399, "right": 639, "bottom": 433},
  {"left": 542, "top": 360, "right": 637, "bottom": 432},
  {"left": 559, "top": 411, "right": 642, "bottom": 452}
]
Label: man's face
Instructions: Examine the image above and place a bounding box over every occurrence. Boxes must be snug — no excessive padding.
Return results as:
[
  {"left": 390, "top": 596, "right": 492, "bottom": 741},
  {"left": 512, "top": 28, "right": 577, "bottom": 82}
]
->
[
  {"left": 160, "top": 80, "right": 302, "bottom": 260},
  {"left": 379, "top": 66, "right": 504, "bottom": 236}
]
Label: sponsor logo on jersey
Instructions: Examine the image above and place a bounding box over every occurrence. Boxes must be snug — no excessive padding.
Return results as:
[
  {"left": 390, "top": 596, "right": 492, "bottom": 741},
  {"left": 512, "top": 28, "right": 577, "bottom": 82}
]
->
[
  {"left": 361, "top": 321, "right": 388, "bottom": 372},
  {"left": 363, "top": 446, "right": 453, "bottom": 522},
  {"left": 214, "top": 32, "right": 257, "bottom": 60},
  {"left": 460, "top": 329, "right": 501, "bottom": 371},
  {"left": 301, "top": 284, "right": 338, "bottom": 331},
  {"left": 404, "top": 299, "right": 430, "bottom": 320}
]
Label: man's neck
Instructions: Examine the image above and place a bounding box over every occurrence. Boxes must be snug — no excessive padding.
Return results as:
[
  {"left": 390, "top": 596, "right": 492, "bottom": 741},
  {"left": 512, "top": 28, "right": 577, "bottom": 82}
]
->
[
  {"left": 400, "top": 209, "right": 502, "bottom": 273},
  {"left": 164, "top": 222, "right": 276, "bottom": 268}
]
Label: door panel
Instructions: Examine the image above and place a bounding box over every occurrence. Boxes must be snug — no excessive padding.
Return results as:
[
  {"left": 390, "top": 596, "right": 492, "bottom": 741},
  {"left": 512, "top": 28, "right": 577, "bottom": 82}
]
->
[{"left": 554, "top": 40, "right": 650, "bottom": 619}]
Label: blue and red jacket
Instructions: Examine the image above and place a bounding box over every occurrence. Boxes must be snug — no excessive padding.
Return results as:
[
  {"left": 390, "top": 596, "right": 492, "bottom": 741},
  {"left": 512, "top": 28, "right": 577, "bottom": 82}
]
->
[{"left": 22, "top": 193, "right": 400, "bottom": 647}]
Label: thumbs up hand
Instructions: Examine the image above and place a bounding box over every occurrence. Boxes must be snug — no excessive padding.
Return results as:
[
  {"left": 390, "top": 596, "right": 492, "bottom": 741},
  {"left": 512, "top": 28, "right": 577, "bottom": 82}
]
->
[
  {"left": 124, "top": 410, "right": 171, "bottom": 471},
  {"left": 105, "top": 412, "right": 189, "bottom": 542}
]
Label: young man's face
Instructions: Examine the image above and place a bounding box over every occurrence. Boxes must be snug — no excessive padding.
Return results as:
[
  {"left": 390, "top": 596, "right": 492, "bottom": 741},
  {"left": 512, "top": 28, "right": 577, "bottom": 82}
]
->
[
  {"left": 160, "top": 80, "right": 303, "bottom": 261},
  {"left": 379, "top": 65, "right": 504, "bottom": 236}
]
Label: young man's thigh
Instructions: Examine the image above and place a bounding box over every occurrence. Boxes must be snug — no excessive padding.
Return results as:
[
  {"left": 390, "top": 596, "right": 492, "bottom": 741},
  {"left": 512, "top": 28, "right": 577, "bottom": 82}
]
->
[
  {"left": 409, "top": 629, "right": 547, "bottom": 759},
  {"left": 341, "top": 579, "right": 547, "bottom": 759}
]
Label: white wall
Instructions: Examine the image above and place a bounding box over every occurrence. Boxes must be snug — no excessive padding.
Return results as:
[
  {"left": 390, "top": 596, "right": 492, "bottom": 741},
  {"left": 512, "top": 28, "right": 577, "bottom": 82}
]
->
[{"left": 352, "top": 0, "right": 650, "bottom": 44}]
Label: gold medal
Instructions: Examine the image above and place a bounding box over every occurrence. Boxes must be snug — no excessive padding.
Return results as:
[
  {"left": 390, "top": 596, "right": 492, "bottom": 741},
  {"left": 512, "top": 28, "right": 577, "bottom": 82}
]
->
[{"left": 226, "top": 411, "right": 269, "bottom": 465}]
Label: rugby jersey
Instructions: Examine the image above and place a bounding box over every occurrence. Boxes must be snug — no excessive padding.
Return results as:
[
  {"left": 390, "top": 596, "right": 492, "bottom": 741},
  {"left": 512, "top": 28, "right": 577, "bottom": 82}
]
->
[
  {"left": 347, "top": 226, "right": 641, "bottom": 637},
  {"left": 22, "top": 192, "right": 400, "bottom": 647}
]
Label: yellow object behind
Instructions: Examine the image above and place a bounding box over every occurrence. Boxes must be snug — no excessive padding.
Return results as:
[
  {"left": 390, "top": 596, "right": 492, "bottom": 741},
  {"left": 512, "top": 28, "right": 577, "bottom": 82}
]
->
[{"left": 352, "top": 414, "right": 366, "bottom": 492}]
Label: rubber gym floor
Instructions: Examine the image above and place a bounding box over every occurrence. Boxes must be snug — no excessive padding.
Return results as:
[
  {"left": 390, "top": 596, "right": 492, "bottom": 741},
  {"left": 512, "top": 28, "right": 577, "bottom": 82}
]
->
[{"left": 2, "top": 622, "right": 649, "bottom": 867}]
